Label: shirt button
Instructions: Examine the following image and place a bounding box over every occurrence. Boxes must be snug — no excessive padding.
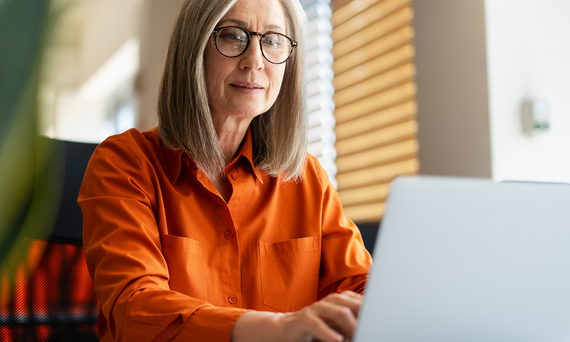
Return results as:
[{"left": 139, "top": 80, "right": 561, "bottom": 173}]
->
[
  {"left": 231, "top": 172, "right": 239, "bottom": 180},
  {"left": 223, "top": 230, "right": 233, "bottom": 239},
  {"left": 228, "top": 295, "right": 237, "bottom": 304}
]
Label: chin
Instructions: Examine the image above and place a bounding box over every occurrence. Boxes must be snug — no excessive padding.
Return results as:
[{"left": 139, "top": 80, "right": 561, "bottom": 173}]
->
[{"left": 230, "top": 106, "right": 268, "bottom": 118}]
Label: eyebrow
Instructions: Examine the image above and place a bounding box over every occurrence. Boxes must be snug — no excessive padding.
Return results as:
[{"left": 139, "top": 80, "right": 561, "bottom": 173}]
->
[{"left": 217, "top": 18, "right": 284, "bottom": 31}]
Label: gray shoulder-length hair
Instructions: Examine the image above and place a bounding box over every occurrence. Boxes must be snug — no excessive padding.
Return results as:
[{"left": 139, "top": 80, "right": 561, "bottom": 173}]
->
[{"left": 158, "top": 0, "right": 308, "bottom": 183}]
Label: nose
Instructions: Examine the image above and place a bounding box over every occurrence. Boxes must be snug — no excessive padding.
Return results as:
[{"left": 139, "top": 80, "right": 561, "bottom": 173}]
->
[{"left": 238, "top": 36, "right": 265, "bottom": 71}]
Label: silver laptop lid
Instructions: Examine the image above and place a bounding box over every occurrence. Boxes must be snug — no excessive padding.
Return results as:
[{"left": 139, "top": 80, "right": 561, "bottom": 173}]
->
[{"left": 355, "top": 176, "right": 570, "bottom": 342}]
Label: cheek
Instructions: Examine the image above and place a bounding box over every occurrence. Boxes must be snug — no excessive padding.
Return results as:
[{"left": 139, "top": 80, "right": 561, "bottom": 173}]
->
[
  {"left": 204, "top": 44, "right": 230, "bottom": 91},
  {"left": 204, "top": 62, "right": 232, "bottom": 108},
  {"left": 204, "top": 52, "right": 216, "bottom": 94}
]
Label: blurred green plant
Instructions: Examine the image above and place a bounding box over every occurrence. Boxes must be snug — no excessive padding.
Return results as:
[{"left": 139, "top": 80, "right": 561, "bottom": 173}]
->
[{"left": 0, "top": 0, "right": 68, "bottom": 296}]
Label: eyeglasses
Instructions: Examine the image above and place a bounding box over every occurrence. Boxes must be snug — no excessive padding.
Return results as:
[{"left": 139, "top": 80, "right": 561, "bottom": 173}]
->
[{"left": 212, "top": 26, "right": 298, "bottom": 64}]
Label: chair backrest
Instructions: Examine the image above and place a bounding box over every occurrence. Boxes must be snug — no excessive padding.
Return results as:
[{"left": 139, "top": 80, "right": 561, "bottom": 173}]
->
[{"left": 0, "top": 138, "right": 99, "bottom": 342}]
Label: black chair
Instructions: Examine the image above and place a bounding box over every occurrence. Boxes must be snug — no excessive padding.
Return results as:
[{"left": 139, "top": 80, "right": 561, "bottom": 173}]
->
[
  {"left": 0, "top": 138, "right": 99, "bottom": 342},
  {"left": 356, "top": 222, "right": 381, "bottom": 255}
]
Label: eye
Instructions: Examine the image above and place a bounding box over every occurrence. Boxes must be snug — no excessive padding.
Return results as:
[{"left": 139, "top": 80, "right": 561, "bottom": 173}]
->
[
  {"left": 221, "top": 33, "right": 247, "bottom": 42},
  {"left": 218, "top": 27, "right": 247, "bottom": 44},
  {"left": 263, "top": 34, "right": 283, "bottom": 47}
]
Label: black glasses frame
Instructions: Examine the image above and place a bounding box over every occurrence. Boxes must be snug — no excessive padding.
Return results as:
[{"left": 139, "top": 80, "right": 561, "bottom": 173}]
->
[{"left": 212, "top": 26, "right": 298, "bottom": 65}]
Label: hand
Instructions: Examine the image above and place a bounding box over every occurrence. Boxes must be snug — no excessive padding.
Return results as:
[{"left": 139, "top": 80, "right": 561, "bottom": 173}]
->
[
  {"left": 275, "top": 291, "right": 362, "bottom": 342},
  {"left": 231, "top": 291, "right": 362, "bottom": 342}
]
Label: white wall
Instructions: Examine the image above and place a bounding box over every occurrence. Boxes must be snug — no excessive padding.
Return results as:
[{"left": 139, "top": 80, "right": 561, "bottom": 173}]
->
[
  {"left": 77, "top": 0, "right": 142, "bottom": 86},
  {"left": 414, "top": 0, "right": 570, "bottom": 183},
  {"left": 43, "top": 0, "right": 142, "bottom": 142},
  {"left": 485, "top": 0, "right": 570, "bottom": 183},
  {"left": 138, "top": 0, "right": 185, "bottom": 130},
  {"left": 414, "top": 0, "right": 492, "bottom": 178}
]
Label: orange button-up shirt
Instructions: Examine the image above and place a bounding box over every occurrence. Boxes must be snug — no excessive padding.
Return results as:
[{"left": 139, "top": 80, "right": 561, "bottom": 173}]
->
[{"left": 79, "top": 127, "right": 371, "bottom": 342}]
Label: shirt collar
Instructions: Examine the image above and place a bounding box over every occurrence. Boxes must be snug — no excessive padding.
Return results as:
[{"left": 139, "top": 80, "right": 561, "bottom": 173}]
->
[
  {"left": 165, "top": 126, "right": 264, "bottom": 184},
  {"left": 163, "top": 138, "right": 185, "bottom": 185},
  {"left": 232, "top": 126, "right": 264, "bottom": 183}
]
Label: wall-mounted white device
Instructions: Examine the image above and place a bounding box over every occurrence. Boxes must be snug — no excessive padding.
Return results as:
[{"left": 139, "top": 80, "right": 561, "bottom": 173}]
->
[{"left": 521, "top": 98, "right": 550, "bottom": 135}]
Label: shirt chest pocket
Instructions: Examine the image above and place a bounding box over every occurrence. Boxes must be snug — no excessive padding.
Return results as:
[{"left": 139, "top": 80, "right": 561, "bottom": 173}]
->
[
  {"left": 161, "top": 234, "right": 208, "bottom": 301},
  {"left": 259, "top": 236, "right": 321, "bottom": 312}
]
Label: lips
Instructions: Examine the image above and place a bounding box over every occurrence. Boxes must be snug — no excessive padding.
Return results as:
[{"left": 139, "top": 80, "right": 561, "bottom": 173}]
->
[{"left": 230, "top": 82, "right": 264, "bottom": 90}]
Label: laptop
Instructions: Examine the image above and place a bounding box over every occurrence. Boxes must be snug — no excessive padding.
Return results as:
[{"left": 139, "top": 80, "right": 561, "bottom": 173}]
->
[{"left": 354, "top": 176, "right": 570, "bottom": 342}]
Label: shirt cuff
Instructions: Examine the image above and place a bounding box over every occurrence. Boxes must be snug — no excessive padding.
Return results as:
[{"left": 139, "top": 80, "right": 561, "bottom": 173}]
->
[{"left": 182, "top": 305, "right": 251, "bottom": 342}]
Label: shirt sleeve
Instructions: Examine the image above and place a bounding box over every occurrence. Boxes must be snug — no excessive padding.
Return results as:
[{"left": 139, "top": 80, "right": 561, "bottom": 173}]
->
[
  {"left": 78, "top": 136, "right": 249, "bottom": 342},
  {"left": 312, "top": 157, "right": 372, "bottom": 298}
]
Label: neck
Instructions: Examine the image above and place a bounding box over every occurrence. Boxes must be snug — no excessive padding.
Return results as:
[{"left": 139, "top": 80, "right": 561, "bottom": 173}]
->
[{"left": 213, "top": 117, "right": 253, "bottom": 165}]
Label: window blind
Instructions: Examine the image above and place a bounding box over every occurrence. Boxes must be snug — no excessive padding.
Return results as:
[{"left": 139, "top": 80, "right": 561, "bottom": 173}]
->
[
  {"left": 301, "top": 0, "right": 338, "bottom": 187},
  {"left": 330, "top": 0, "right": 419, "bottom": 222}
]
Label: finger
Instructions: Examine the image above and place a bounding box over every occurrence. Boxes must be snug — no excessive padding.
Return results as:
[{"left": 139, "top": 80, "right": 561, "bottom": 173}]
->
[
  {"left": 320, "top": 292, "right": 363, "bottom": 317},
  {"left": 340, "top": 291, "right": 363, "bottom": 317},
  {"left": 311, "top": 300, "right": 358, "bottom": 339},
  {"left": 302, "top": 313, "right": 345, "bottom": 342}
]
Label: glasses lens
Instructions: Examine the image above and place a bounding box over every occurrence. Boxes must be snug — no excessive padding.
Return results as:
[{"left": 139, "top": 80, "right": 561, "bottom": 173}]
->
[
  {"left": 216, "top": 27, "right": 248, "bottom": 57},
  {"left": 261, "top": 33, "right": 293, "bottom": 63}
]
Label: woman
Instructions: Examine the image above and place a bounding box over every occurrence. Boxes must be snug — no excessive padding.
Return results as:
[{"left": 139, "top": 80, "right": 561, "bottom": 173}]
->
[{"left": 79, "top": 0, "right": 372, "bottom": 341}]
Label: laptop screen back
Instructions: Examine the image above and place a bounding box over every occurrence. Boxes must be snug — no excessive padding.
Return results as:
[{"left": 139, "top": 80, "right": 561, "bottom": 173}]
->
[{"left": 355, "top": 176, "right": 570, "bottom": 342}]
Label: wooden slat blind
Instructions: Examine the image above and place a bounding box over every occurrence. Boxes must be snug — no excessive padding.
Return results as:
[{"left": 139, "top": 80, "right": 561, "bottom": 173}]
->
[
  {"left": 302, "top": 0, "right": 338, "bottom": 187},
  {"left": 331, "top": 0, "right": 418, "bottom": 222}
]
